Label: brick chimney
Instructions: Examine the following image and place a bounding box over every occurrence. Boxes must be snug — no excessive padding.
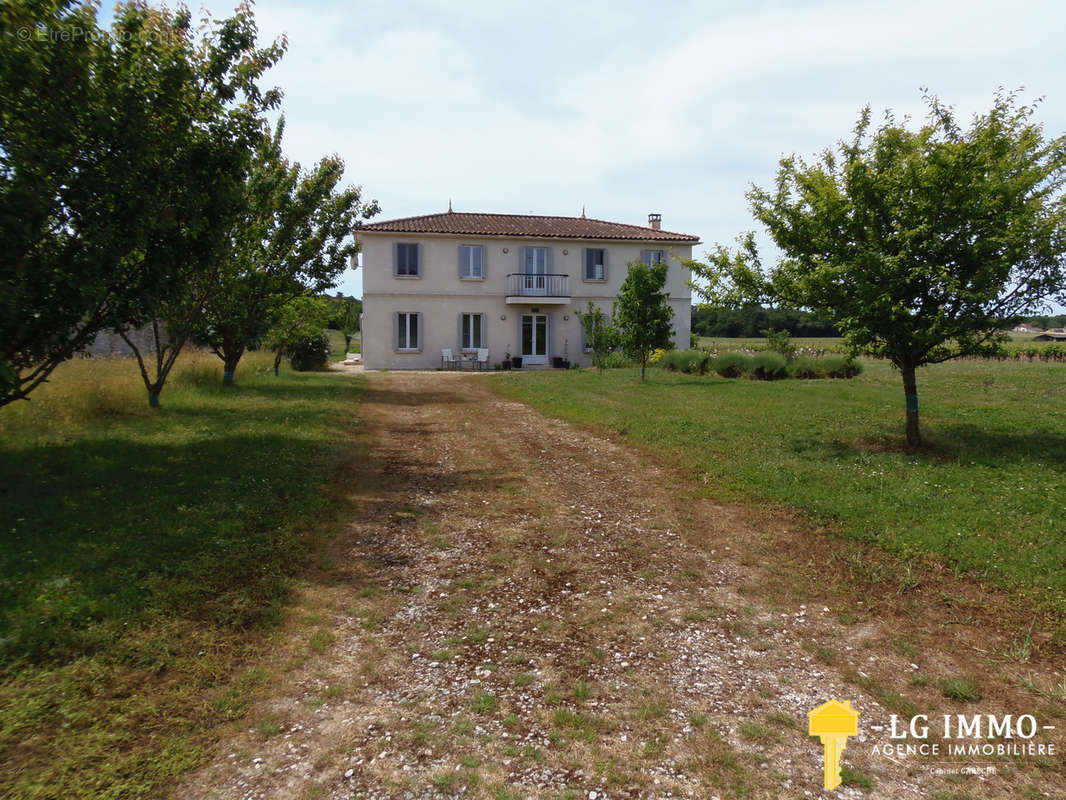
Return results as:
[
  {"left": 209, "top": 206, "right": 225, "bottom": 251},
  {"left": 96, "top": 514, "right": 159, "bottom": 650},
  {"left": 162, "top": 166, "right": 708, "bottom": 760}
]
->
[{"left": 648, "top": 213, "right": 661, "bottom": 230}]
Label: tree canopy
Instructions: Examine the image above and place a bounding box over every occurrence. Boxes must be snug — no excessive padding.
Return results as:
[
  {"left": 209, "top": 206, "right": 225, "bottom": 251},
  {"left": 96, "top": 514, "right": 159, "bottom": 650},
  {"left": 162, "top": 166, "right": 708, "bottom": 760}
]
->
[
  {"left": 615, "top": 260, "right": 674, "bottom": 381},
  {"left": 690, "top": 91, "right": 1066, "bottom": 445},
  {"left": 194, "top": 119, "right": 379, "bottom": 382},
  {"left": 0, "top": 0, "right": 283, "bottom": 405}
]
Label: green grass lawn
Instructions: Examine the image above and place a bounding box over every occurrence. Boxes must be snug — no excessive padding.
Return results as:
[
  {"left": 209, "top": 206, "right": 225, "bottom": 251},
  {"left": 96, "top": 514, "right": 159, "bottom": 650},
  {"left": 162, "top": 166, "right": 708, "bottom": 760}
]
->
[
  {"left": 493, "top": 358, "right": 1066, "bottom": 610},
  {"left": 0, "top": 350, "right": 362, "bottom": 799}
]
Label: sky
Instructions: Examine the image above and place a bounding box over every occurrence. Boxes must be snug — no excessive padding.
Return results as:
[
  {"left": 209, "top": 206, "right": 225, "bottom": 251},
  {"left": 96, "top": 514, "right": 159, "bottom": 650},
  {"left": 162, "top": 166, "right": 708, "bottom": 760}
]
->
[{"left": 106, "top": 0, "right": 1066, "bottom": 300}]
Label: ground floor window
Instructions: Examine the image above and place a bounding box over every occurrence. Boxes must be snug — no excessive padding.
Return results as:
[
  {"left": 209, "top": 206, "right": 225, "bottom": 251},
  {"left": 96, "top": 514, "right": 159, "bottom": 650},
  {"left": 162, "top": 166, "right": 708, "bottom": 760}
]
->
[
  {"left": 396, "top": 312, "right": 420, "bottom": 350},
  {"left": 460, "top": 313, "right": 484, "bottom": 350}
]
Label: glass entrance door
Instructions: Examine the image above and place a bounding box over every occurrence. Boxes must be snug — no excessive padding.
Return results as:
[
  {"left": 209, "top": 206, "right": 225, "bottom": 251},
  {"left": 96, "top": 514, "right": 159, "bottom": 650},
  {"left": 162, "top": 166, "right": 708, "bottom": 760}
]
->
[{"left": 521, "top": 314, "right": 548, "bottom": 364}]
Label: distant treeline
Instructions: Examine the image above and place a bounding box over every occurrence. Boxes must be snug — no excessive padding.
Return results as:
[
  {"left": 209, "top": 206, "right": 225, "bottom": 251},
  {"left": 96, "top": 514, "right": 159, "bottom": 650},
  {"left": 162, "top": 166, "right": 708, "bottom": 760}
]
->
[
  {"left": 691, "top": 306, "right": 839, "bottom": 338},
  {"left": 1023, "top": 314, "right": 1066, "bottom": 330}
]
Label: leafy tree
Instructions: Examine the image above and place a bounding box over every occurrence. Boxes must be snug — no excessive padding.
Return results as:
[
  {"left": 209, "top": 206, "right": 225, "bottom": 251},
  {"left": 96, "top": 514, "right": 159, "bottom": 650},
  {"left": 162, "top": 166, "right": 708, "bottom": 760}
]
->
[
  {"left": 335, "top": 297, "right": 361, "bottom": 354},
  {"left": 763, "top": 328, "right": 796, "bottom": 361},
  {"left": 691, "top": 91, "right": 1066, "bottom": 446},
  {"left": 195, "top": 120, "right": 379, "bottom": 384},
  {"left": 0, "top": 1, "right": 282, "bottom": 406},
  {"left": 615, "top": 260, "right": 675, "bottom": 381},
  {"left": 575, "top": 301, "right": 618, "bottom": 374},
  {"left": 265, "top": 295, "right": 332, "bottom": 376}
]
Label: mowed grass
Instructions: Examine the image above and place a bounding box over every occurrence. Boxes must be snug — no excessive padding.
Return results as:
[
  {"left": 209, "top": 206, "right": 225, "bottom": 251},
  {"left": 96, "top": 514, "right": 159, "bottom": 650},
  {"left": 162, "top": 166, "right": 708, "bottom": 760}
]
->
[
  {"left": 0, "top": 350, "right": 362, "bottom": 799},
  {"left": 493, "top": 357, "right": 1066, "bottom": 609}
]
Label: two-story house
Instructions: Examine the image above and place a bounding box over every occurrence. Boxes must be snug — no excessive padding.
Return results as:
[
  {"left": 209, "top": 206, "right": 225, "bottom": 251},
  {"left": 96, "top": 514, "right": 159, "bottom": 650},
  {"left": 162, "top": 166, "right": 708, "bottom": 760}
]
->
[{"left": 357, "top": 211, "right": 700, "bottom": 370}]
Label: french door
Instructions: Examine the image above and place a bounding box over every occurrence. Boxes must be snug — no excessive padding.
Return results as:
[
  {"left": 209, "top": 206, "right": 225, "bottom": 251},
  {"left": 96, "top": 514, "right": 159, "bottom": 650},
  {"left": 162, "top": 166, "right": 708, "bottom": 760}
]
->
[
  {"left": 521, "top": 247, "right": 548, "bottom": 295},
  {"left": 520, "top": 314, "right": 548, "bottom": 364}
]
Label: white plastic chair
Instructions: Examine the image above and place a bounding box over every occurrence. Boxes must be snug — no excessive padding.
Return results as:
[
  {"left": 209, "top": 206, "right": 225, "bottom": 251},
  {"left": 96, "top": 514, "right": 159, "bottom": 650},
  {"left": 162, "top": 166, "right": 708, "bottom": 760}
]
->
[
  {"left": 476, "top": 348, "right": 489, "bottom": 371},
  {"left": 441, "top": 348, "right": 459, "bottom": 370}
]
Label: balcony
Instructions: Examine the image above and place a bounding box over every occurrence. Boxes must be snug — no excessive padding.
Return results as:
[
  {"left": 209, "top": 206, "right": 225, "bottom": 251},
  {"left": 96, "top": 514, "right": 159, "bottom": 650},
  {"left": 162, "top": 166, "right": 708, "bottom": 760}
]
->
[{"left": 505, "top": 273, "right": 570, "bottom": 304}]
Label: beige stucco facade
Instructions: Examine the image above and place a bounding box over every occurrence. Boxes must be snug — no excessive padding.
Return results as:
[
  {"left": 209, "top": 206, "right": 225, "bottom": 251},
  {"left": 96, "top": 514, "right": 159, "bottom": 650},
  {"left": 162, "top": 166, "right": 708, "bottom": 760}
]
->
[{"left": 359, "top": 231, "right": 693, "bottom": 370}]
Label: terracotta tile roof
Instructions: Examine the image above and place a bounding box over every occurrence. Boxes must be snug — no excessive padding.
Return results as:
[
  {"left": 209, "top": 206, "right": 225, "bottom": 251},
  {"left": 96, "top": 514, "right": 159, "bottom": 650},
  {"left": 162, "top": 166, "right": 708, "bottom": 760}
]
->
[{"left": 360, "top": 211, "right": 699, "bottom": 242}]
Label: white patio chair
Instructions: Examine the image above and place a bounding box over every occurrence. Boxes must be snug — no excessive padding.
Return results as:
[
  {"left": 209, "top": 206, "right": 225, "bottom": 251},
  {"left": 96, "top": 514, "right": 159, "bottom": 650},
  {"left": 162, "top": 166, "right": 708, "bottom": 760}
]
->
[
  {"left": 441, "top": 348, "right": 459, "bottom": 370},
  {"left": 475, "top": 348, "right": 489, "bottom": 371}
]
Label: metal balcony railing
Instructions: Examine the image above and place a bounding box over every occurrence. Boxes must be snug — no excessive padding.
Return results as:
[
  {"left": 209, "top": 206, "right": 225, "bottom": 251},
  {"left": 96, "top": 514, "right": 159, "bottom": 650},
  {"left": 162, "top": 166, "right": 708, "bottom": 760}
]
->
[{"left": 506, "top": 273, "right": 569, "bottom": 297}]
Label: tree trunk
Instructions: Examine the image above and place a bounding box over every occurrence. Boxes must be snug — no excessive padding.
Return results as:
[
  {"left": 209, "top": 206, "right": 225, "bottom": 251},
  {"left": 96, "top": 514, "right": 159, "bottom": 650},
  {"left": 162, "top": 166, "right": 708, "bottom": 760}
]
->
[
  {"left": 273, "top": 350, "right": 283, "bottom": 376},
  {"left": 641, "top": 355, "right": 646, "bottom": 382},
  {"left": 901, "top": 362, "right": 921, "bottom": 447},
  {"left": 222, "top": 347, "right": 244, "bottom": 385},
  {"left": 121, "top": 323, "right": 186, "bottom": 409},
  {"left": 343, "top": 333, "right": 353, "bottom": 353}
]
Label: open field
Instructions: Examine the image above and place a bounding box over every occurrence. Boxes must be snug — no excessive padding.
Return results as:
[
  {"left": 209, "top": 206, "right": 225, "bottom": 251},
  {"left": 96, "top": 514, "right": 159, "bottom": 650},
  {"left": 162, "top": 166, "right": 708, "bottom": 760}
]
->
[
  {"left": 493, "top": 358, "right": 1066, "bottom": 616},
  {"left": 0, "top": 351, "right": 363, "bottom": 799},
  {"left": 327, "top": 328, "right": 360, "bottom": 361}
]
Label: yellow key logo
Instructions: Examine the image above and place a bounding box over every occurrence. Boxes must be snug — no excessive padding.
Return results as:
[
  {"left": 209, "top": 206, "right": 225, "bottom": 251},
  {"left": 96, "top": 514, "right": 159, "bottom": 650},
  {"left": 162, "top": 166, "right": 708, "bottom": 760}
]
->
[{"left": 809, "top": 699, "right": 860, "bottom": 790}]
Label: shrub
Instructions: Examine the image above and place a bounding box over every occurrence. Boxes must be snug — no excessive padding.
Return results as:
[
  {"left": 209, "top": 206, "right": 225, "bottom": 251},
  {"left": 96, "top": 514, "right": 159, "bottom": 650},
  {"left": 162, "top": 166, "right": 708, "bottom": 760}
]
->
[
  {"left": 601, "top": 351, "right": 635, "bottom": 369},
  {"left": 712, "top": 351, "right": 753, "bottom": 378},
  {"left": 763, "top": 327, "right": 796, "bottom": 361},
  {"left": 648, "top": 347, "right": 667, "bottom": 364},
  {"left": 661, "top": 349, "right": 711, "bottom": 374},
  {"left": 288, "top": 332, "right": 331, "bottom": 371},
  {"left": 823, "top": 356, "right": 863, "bottom": 378},
  {"left": 751, "top": 351, "right": 787, "bottom": 379},
  {"left": 787, "top": 356, "right": 827, "bottom": 379}
]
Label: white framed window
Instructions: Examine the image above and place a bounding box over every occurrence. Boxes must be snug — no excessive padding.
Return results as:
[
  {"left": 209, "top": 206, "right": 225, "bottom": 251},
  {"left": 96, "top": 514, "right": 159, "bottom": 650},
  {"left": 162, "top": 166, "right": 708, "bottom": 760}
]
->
[
  {"left": 584, "top": 248, "right": 606, "bottom": 281},
  {"left": 641, "top": 249, "right": 666, "bottom": 266},
  {"left": 395, "top": 312, "right": 420, "bottom": 350},
  {"left": 460, "top": 313, "right": 485, "bottom": 350},
  {"left": 460, "top": 245, "right": 485, "bottom": 279},
  {"left": 522, "top": 246, "right": 549, "bottom": 273},
  {"left": 395, "top": 243, "right": 420, "bottom": 276}
]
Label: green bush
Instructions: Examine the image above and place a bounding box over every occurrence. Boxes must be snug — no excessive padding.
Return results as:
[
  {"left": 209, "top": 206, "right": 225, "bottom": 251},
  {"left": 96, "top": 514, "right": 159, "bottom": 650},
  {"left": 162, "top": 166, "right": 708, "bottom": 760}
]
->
[
  {"left": 712, "top": 352, "right": 754, "bottom": 378},
  {"left": 751, "top": 351, "right": 787, "bottom": 380},
  {"left": 661, "top": 349, "right": 711, "bottom": 374},
  {"left": 787, "top": 356, "right": 827, "bottom": 379},
  {"left": 601, "top": 351, "right": 636, "bottom": 369},
  {"left": 823, "top": 356, "right": 863, "bottom": 378},
  {"left": 289, "top": 332, "right": 331, "bottom": 371}
]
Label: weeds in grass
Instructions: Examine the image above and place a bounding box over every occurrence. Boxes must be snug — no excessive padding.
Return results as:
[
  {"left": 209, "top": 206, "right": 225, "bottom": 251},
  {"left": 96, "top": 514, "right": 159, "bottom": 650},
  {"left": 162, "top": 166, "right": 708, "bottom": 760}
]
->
[
  {"left": 309, "top": 628, "right": 335, "bottom": 654},
  {"left": 840, "top": 764, "right": 874, "bottom": 790},
  {"left": 938, "top": 675, "right": 982, "bottom": 702},
  {"left": 739, "top": 722, "right": 780, "bottom": 745},
  {"left": 472, "top": 692, "right": 498, "bottom": 714},
  {"left": 847, "top": 672, "right": 918, "bottom": 717}
]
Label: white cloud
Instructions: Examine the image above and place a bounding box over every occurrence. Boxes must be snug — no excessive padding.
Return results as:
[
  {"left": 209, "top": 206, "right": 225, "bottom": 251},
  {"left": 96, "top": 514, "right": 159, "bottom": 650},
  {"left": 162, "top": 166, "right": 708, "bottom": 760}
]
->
[{"left": 212, "top": 0, "right": 1066, "bottom": 296}]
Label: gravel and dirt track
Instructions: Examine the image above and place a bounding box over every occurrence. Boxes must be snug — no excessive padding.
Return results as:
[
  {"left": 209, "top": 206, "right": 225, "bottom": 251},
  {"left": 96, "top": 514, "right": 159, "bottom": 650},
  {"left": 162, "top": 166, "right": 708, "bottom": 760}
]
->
[{"left": 181, "top": 371, "right": 1065, "bottom": 800}]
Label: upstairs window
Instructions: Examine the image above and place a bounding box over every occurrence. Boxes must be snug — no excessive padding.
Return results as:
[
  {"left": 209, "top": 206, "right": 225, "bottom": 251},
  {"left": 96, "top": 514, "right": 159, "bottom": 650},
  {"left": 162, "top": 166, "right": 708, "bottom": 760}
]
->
[
  {"left": 584, "top": 248, "right": 606, "bottom": 281},
  {"left": 395, "top": 243, "right": 420, "bottom": 276},
  {"left": 460, "top": 245, "right": 484, "bottom": 279},
  {"left": 641, "top": 249, "right": 666, "bottom": 267}
]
